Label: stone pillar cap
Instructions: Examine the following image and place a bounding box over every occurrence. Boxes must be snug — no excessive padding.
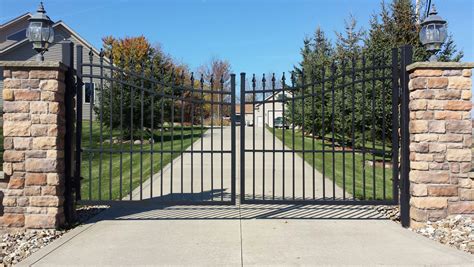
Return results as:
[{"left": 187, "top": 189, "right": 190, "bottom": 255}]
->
[
  {"left": 0, "top": 61, "right": 68, "bottom": 71},
  {"left": 407, "top": 62, "right": 474, "bottom": 72}
]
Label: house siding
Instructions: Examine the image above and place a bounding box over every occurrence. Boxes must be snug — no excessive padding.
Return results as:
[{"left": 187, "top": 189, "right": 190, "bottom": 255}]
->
[
  {"left": 254, "top": 92, "right": 285, "bottom": 127},
  {"left": 0, "top": 24, "right": 104, "bottom": 121}
]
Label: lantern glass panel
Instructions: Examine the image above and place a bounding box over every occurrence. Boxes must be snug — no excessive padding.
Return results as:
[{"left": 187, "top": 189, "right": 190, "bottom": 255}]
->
[
  {"left": 40, "top": 25, "right": 54, "bottom": 42},
  {"left": 420, "top": 26, "right": 427, "bottom": 44},
  {"left": 436, "top": 24, "right": 447, "bottom": 43},
  {"left": 26, "top": 22, "right": 42, "bottom": 42}
]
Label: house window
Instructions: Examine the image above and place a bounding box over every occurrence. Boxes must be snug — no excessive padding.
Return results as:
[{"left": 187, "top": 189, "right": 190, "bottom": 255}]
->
[
  {"left": 6, "top": 29, "right": 27, "bottom": 41},
  {"left": 84, "top": 83, "right": 94, "bottom": 103}
]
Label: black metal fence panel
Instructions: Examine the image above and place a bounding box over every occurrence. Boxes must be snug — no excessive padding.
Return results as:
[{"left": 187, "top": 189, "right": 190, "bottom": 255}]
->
[
  {"left": 70, "top": 45, "right": 411, "bottom": 208},
  {"left": 75, "top": 46, "right": 236, "bottom": 204},
  {"left": 240, "top": 49, "right": 404, "bottom": 205}
]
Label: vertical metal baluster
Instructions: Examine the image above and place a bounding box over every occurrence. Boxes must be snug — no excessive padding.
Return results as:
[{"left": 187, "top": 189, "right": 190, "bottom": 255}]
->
[
  {"left": 351, "top": 57, "right": 356, "bottom": 200},
  {"left": 371, "top": 54, "right": 377, "bottom": 200},
  {"left": 291, "top": 71, "right": 295, "bottom": 200},
  {"left": 210, "top": 75, "right": 214, "bottom": 200},
  {"left": 262, "top": 74, "right": 266, "bottom": 200},
  {"left": 330, "top": 61, "right": 336, "bottom": 200},
  {"left": 129, "top": 58, "right": 134, "bottom": 200},
  {"left": 311, "top": 69, "right": 315, "bottom": 200},
  {"left": 381, "top": 52, "right": 387, "bottom": 200},
  {"left": 190, "top": 73, "right": 195, "bottom": 197},
  {"left": 238, "top": 73, "right": 244, "bottom": 203},
  {"left": 88, "top": 49, "right": 93, "bottom": 200},
  {"left": 271, "top": 73, "right": 276, "bottom": 200},
  {"left": 341, "top": 60, "right": 347, "bottom": 199},
  {"left": 170, "top": 69, "right": 175, "bottom": 199},
  {"left": 362, "top": 54, "right": 367, "bottom": 200},
  {"left": 321, "top": 67, "right": 326, "bottom": 199},
  {"left": 200, "top": 74, "right": 204, "bottom": 200},
  {"left": 301, "top": 69, "right": 306, "bottom": 200},
  {"left": 140, "top": 62, "right": 145, "bottom": 200},
  {"left": 98, "top": 49, "right": 104, "bottom": 200},
  {"left": 108, "top": 49, "right": 114, "bottom": 200},
  {"left": 180, "top": 71, "right": 185, "bottom": 195},
  {"left": 160, "top": 68, "right": 165, "bottom": 197},
  {"left": 252, "top": 74, "right": 256, "bottom": 200},
  {"left": 282, "top": 73, "right": 286, "bottom": 200},
  {"left": 119, "top": 55, "right": 124, "bottom": 200},
  {"left": 220, "top": 75, "right": 224, "bottom": 201},
  {"left": 150, "top": 63, "right": 155, "bottom": 198}
]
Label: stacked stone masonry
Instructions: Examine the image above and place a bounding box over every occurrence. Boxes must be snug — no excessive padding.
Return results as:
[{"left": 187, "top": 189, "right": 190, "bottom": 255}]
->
[
  {"left": 0, "top": 62, "right": 67, "bottom": 229},
  {"left": 408, "top": 65, "right": 473, "bottom": 228}
]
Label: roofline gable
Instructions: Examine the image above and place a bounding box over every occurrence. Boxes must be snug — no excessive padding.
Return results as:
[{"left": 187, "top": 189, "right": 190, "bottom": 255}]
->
[
  {"left": 0, "top": 13, "right": 32, "bottom": 28},
  {"left": 0, "top": 20, "right": 104, "bottom": 61}
]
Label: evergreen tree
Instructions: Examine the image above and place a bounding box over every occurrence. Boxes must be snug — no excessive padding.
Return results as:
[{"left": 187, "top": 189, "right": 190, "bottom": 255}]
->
[
  {"left": 289, "top": 0, "right": 464, "bottom": 148},
  {"left": 289, "top": 27, "right": 333, "bottom": 137}
]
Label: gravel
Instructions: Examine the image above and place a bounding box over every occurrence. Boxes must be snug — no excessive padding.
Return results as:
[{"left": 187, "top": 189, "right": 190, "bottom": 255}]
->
[
  {"left": 412, "top": 215, "right": 474, "bottom": 254},
  {"left": 375, "top": 206, "right": 473, "bottom": 254},
  {"left": 375, "top": 205, "right": 400, "bottom": 222},
  {"left": 0, "top": 205, "right": 108, "bottom": 266}
]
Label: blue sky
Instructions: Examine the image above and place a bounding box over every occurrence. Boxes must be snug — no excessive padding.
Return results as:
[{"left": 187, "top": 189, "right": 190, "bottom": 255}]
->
[{"left": 1, "top": 0, "right": 473, "bottom": 76}]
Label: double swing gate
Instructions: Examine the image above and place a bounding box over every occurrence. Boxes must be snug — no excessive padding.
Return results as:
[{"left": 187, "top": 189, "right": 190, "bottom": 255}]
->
[{"left": 69, "top": 45, "right": 412, "bottom": 213}]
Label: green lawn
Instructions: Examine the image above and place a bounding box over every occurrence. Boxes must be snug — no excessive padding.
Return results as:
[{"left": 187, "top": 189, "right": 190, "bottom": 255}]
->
[
  {"left": 271, "top": 127, "right": 393, "bottom": 200},
  {"left": 81, "top": 121, "right": 203, "bottom": 200}
]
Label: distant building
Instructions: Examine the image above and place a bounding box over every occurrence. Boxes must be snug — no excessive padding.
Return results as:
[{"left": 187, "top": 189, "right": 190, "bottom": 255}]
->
[
  {"left": 236, "top": 104, "right": 254, "bottom": 126},
  {"left": 254, "top": 92, "right": 286, "bottom": 127}
]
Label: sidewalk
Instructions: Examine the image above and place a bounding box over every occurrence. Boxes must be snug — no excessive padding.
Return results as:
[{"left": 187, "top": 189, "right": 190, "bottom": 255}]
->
[{"left": 19, "top": 203, "right": 473, "bottom": 266}]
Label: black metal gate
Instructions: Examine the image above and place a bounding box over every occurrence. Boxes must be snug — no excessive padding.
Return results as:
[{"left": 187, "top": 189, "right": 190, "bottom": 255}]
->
[
  {"left": 240, "top": 47, "right": 411, "bottom": 209},
  {"left": 74, "top": 45, "right": 236, "bottom": 204},
  {"left": 68, "top": 44, "right": 412, "bottom": 225}
]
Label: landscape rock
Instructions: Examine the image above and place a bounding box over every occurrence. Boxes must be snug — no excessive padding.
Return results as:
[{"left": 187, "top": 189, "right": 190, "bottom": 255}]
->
[{"left": 0, "top": 205, "right": 108, "bottom": 266}]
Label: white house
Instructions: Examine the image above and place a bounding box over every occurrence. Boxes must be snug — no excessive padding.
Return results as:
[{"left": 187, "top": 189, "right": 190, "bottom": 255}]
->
[{"left": 253, "top": 91, "right": 287, "bottom": 127}]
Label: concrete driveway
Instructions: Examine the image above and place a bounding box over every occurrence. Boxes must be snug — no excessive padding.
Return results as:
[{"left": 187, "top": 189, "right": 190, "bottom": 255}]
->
[
  {"left": 130, "top": 125, "right": 342, "bottom": 201},
  {"left": 19, "top": 203, "right": 473, "bottom": 266},
  {"left": 19, "top": 126, "right": 474, "bottom": 266}
]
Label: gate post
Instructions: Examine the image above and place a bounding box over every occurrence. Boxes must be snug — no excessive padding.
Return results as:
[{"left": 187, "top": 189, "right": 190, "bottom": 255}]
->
[
  {"left": 0, "top": 60, "right": 69, "bottom": 228},
  {"left": 406, "top": 61, "right": 474, "bottom": 228},
  {"left": 399, "top": 45, "right": 413, "bottom": 227}
]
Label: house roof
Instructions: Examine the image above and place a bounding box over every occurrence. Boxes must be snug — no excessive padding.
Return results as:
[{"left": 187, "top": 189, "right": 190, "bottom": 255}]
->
[
  {"left": 236, "top": 104, "right": 254, "bottom": 114},
  {"left": 255, "top": 91, "right": 290, "bottom": 107},
  {"left": 0, "top": 13, "right": 103, "bottom": 59},
  {"left": 0, "top": 13, "right": 31, "bottom": 28}
]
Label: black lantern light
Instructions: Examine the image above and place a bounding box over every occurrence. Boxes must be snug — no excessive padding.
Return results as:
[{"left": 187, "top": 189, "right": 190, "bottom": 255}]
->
[
  {"left": 419, "top": 4, "right": 447, "bottom": 61},
  {"left": 26, "top": 2, "right": 55, "bottom": 61}
]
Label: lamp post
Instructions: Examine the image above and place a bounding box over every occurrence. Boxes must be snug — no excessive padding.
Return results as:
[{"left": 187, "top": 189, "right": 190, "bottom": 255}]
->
[
  {"left": 419, "top": 4, "right": 447, "bottom": 62},
  {"left": 26, "top": 2, "right": 55, "bottom": 61}
]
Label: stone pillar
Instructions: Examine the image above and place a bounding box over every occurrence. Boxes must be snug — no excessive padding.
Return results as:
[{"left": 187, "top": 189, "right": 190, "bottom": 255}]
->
[
  {"left": 407, "top": 62, "right": 474, "bottom": 228},
  {"left": 0, "top": 61, "right": 67, "bottom": 229}
]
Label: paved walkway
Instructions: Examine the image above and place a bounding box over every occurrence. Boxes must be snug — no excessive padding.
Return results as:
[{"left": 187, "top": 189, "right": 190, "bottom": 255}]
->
[
  {"left": 19, "top": 203, "right": 473, "bottom": 266},
  {"left": 130, "top": 126, "right": 341, "bottom": 201},
  {"left": 19, "top": 126, "right": 474, "bottom": 266}
]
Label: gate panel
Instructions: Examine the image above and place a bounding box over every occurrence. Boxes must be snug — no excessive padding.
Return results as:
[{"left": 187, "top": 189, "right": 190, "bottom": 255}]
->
[
  {"left": 241, "top": 49, "right": 401, "bottom": 205},
  {"left": 76, "top": 47, "right": 236, "bottom": 204}
]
